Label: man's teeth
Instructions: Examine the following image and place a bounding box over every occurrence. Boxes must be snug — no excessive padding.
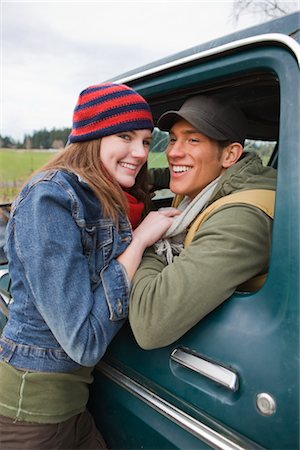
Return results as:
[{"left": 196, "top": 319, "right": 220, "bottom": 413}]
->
[
  {"left": 172, "top": 165, "right": 191, "bottom": 173},
  {"left": 120, "top": 162, "right": 136, "bottom": 170}
]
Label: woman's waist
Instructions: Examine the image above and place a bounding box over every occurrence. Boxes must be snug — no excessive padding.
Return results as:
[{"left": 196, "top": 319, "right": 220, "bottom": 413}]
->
[
  {"left": 0, "top": 360, "right": 93, "bottom": 423},
  {"left": 0, "top": 335, "right": 83, "bottom": 373}
]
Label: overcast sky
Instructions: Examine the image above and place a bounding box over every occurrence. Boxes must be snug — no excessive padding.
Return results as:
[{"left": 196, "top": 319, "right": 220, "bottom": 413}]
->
[{"left": 1, "top": 0, "right": 299, "bottom": 141}]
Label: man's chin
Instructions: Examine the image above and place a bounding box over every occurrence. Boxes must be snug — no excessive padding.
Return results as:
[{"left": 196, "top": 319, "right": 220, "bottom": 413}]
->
[{"left": 170, "top": 181, "right": 187, "bottom": 197}]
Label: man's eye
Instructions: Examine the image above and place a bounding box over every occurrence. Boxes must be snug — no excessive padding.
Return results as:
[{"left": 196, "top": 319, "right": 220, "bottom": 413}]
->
[
  {"left": 189, "top": 138, "right": 199, "bottom": 143},
  {"left": 168, "top": 138, "right": 176, "bottom": 144},
  {"left": 143, "top": 140, "right": 151, "bottom": 147}
]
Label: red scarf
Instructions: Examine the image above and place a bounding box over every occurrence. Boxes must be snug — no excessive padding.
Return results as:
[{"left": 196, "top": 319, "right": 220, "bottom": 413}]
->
[{"left": 123, "top": 192, "right": 144, "bottom": 229}]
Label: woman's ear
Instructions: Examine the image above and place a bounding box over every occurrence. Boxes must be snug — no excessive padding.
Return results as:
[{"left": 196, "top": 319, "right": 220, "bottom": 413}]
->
[{"left": 221, "top": 143, "right": 243, "bottom": 168}]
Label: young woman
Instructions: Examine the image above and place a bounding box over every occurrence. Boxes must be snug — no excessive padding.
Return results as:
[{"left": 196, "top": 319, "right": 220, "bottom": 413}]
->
[{"left": 0, "top": 82, "right": 178, "bottom": 449}]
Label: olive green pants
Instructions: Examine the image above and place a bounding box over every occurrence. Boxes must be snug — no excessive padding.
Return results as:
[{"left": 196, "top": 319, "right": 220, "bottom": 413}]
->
[{"left": 0, "top": 409, "right": 106, "bottom": 449}]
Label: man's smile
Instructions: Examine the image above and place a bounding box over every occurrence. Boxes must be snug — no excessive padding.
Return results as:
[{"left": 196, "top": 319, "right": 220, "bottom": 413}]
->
[{"left": 171, "top": 164, "right": 192, "bottom": 174}]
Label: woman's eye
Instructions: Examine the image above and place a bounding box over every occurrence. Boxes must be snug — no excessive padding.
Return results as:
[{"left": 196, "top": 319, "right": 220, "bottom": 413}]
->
[
  {"left": 143, "top": 140, "right": 151, "bottom": 147},
  {"left": 119, "top": 134, "right": 131, "bottom": 141}
]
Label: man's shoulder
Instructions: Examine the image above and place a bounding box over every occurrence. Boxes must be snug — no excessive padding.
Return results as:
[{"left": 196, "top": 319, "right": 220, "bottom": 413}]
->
[{"left": 217, "top": 152, "right": 276, "bottom": 198}]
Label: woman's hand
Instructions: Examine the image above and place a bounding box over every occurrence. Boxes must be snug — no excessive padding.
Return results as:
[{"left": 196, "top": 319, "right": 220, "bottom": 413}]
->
[
  {"left": 133, "top": 208, "right": 180, "bottom": 248},
  {"left": 117, "top": 208, "right": 180, "bottom": 281}
]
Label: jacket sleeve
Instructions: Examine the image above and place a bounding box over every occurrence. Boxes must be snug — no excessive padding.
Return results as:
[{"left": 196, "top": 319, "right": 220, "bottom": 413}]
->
[
  {"left": 129, "top": 204, "right": 273, "bottom": 349},
  {"left": 13, "top": 181, "right": 129, "bottom": 366}
]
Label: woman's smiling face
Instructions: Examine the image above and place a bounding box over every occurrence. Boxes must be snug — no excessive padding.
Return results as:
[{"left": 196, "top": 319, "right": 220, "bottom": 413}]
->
[{"left": 100, "top": 129, "right": 152, "bottom": 188}]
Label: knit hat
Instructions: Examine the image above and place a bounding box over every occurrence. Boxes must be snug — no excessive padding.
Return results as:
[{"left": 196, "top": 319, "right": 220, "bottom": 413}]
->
[
  {"left": 69, "top": 83, "right": 154, "bottom": 143},
  {"left": 158, "top": 94, "right": 248, "bottom": 145}
]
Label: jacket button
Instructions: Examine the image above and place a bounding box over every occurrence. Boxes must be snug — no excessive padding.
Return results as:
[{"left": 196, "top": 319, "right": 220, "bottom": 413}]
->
[{"left": 117, "top": 299, "right": 122, "bottom": 315}]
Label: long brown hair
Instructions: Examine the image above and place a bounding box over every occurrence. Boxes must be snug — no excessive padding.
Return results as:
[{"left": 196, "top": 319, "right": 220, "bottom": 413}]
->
[{"left": 36, "top": 139, "right": 150, "bottom": 224}]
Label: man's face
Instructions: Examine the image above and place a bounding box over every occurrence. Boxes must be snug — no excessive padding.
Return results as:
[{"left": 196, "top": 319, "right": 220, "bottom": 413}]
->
[{"left": 166, "top": 119, "right": 226, "bottom": 199}]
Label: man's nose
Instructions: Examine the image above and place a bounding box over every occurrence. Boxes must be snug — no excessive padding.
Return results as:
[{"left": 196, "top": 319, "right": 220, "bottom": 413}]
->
[{"left": 167, "top": 140, "right": 184, "bottom": 158}]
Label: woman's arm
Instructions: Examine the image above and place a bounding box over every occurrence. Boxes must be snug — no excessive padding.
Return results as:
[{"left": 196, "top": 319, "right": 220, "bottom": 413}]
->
[{"left": 117, "top": 208, "right": 180, "bottom": 280}]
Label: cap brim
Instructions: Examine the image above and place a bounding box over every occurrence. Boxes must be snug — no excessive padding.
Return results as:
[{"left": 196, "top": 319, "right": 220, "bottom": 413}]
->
[
  {"left": 157, "top": 111, "right": 184, "bottom": 131},
  {"left": 157, "top": 110, "right": 229, "bottom": 141}
]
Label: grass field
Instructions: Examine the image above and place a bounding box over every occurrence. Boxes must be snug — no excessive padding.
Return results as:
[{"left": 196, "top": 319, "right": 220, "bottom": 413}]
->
[{"left": 0, "top": 149, "right": 168, "bottom": 203}]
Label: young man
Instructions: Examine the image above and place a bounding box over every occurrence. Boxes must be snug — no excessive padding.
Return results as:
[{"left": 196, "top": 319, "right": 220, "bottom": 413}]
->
[{"left": 129, "top": 94, "right": 277, "bottom": 349}]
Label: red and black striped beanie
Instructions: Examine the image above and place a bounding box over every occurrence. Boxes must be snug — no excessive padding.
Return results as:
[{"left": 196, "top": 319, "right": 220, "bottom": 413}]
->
[{"left": 69, "top": 82, "right": 154, "bottom": 143}]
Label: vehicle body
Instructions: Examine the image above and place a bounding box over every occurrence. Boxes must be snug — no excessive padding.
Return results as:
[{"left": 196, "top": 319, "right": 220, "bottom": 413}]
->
[
  {"left": 0, "top": 11, "right": 299, "bottom": 450},
  {"left": 88, "top": 12, "right": 300, "bottom": 450}
]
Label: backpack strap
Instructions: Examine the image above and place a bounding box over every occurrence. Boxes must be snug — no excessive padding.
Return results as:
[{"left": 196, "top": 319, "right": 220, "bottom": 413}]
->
[
  {"left": 184, "top": 189, "right": 275, "bottom": 247},
  {"left": 174, "top": 189, "right": 276, "bottom": 292}
]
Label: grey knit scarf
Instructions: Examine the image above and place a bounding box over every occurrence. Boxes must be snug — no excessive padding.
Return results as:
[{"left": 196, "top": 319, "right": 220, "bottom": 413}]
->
[{"left": 154, "top": 177, "right": 221, "bottom": 264}]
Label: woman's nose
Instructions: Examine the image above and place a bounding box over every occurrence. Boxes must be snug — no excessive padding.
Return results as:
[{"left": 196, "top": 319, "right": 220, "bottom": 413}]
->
[{"left": 131, "top": 142, "right": 148, "bottom": 159}]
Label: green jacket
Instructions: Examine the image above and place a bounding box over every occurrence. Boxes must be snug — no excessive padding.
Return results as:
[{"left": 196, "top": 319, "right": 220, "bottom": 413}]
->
[{"left": 129, "top": 152, "right": 276, "bottom": 349}]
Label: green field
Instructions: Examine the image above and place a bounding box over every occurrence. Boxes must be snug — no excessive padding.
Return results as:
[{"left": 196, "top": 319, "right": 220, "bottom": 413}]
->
[
  {"left": 0, "top": 149, "right": 168, "bottom": 203},
  {"left": 147, "top": 151, "right": 168, "bottom": 169}
]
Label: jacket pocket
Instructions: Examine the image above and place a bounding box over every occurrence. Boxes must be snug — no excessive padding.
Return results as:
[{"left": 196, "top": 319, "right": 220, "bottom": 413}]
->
[{"left": 81, "top": 223, "right": 114, "bottom": 289}]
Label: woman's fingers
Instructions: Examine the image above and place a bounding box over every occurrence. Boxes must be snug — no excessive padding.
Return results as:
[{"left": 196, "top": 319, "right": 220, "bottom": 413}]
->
[{"left": 158, "top": 207, "right": 181, "bottom": 217}]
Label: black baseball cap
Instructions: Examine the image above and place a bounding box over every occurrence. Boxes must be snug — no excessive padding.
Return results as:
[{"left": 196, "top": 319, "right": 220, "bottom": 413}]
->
[{"left": 157, "top": 94, "right": 248, "bottom": 145}]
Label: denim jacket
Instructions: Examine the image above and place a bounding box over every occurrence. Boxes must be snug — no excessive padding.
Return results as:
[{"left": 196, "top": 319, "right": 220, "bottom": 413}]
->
[{"left": 0, "top": 170, "right": 131, "bottom": 372}]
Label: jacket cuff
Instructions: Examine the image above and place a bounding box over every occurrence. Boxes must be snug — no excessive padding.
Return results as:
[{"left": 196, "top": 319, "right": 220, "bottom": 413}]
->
[{"left": 100, "top": 260, "right": 130, "bottom": 321}]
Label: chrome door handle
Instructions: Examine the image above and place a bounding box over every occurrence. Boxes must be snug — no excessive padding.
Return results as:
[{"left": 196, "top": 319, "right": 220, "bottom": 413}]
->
[{"left": 170, "top": 348, "right": 239, "bottom": 392}]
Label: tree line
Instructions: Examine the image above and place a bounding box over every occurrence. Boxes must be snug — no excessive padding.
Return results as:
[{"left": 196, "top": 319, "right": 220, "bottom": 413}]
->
[
  {"left": 0, "top": 127, "right": 169, "bottom": 152},
  {"left": 0, "top": 128, "right": 72, "bottom": 150}
]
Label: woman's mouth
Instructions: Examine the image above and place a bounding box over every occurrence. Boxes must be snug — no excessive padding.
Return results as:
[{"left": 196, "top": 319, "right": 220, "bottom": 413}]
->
[{"left": 119, "top": 162, "right": 138, "bottom": 170}]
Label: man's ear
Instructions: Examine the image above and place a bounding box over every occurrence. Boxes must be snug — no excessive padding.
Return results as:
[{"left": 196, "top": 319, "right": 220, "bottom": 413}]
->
[{"left": 221, "top": 143, "right": 243, "bottom": 168}]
